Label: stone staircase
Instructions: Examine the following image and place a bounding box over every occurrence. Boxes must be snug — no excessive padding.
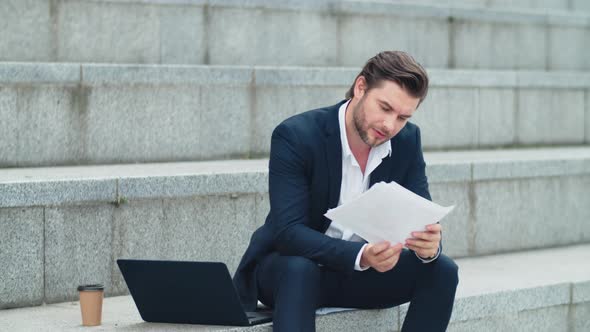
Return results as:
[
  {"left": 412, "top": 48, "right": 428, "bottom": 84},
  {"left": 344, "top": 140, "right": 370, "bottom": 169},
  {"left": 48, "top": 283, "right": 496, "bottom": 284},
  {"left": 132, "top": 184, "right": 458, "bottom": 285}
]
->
[
  {"left": 1, "top": 0, "right": 589, "bottom": 331},
  {"left": 1, "top": 245, "right": 589, "bottom": 331}
]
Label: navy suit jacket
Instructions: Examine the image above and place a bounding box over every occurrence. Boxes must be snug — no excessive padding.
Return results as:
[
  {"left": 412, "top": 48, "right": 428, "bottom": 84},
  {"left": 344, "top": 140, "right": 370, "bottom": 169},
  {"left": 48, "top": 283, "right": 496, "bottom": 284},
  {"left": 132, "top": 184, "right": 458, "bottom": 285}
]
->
[{"left": 233, "top": 100, "right": 432, "bottom": 311}]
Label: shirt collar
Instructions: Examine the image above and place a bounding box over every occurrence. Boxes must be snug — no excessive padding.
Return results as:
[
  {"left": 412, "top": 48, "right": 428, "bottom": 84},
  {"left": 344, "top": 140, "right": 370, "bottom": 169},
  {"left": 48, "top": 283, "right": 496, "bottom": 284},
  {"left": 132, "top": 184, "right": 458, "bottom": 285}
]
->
[{"left": 338, "top": 100, "right": 392, "bottom": 161}]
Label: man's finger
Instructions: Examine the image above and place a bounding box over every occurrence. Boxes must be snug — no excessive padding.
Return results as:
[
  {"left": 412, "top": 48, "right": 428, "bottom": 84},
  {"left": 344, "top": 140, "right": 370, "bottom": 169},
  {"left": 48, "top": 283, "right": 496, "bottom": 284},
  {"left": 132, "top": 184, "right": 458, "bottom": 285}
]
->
[
  {"left": 405, "top": 239, "right": 435, "bottom": 249},
  {"left": 377, "top": 252, "right": 400, "bottom": 272},
  {"left": 370, "top": 241, "right": 391, "bottom": 255},
  {"left": 426, "top": 223, "right": 442, "bottom": 232},
  {"left": 375, "top": 243, "right": 402, "bottom": 262},
  {"left": 410, "top": 231, "right": 438, "bottom": 242}
]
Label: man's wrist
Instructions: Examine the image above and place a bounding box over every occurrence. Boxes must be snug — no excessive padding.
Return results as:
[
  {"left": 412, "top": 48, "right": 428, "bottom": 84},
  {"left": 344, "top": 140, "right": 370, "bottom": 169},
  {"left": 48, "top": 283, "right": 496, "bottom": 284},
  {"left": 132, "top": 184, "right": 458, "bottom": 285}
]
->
[
  {"left": 415, "top": 246, "right": 441, "bottom": 263},
  {"left": 354, "top": 244, "right": 370, "bottom": 271}
]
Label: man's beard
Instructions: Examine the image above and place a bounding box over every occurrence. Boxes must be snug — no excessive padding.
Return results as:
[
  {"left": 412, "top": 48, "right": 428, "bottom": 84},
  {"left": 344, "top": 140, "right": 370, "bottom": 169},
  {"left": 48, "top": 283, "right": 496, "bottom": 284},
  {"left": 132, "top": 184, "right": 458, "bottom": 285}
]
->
[{"left": 352, "top": 98, "right": 382, "bottom": 148}]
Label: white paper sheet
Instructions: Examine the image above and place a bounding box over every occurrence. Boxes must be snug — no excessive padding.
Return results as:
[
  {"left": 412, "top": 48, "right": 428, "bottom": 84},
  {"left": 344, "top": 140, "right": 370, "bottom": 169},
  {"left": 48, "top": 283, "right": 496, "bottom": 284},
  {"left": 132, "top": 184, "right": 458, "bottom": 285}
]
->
[{"left": 324, "top": 181, "right": 454, "bottom": 245}]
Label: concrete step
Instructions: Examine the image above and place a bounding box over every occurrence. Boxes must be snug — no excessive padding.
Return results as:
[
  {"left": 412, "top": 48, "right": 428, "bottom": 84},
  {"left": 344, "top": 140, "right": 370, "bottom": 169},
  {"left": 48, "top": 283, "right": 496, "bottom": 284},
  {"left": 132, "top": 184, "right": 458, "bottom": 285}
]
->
[
  {"left": 382, "top": 0, "right": 590, "bottom": 13},
  {"left": 1, "top": 62, "right": 589, "bottom": 167},
  {"left": 0, "top": 244, "right": 588, "bottom": 331},
  {"left": 1, "top": 147, "right": 589, "bottom": 309},
  {"left": 1, "top": 0, "right": 589, "bottom": 70}
]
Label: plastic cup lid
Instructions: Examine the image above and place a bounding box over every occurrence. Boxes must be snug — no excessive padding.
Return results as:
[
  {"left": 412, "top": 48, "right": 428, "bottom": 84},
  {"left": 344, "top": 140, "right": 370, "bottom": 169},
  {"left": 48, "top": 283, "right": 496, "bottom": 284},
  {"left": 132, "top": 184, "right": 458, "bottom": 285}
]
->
[{"left": 77, "top": 284, "right": 104, "bottom": 291}]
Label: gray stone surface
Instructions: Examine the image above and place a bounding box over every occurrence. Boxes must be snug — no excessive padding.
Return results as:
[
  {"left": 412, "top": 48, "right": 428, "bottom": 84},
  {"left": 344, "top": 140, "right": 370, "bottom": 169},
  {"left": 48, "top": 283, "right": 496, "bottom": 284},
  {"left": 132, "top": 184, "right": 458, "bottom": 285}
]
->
[
  {"left": 339, "top": 13, "right": 449, "bottom": 68},
  {"left": 199, "top": 86, "right": 252, "bottom": 159},
  {"left": 489, "top": 0, "right": 569, "bottom": 11},
  {"left": 586, "top": 90, "right": 590, "bottom": 144},
  {"left": 2, "top": 244, "right": 590, "bottom": 329},
  {"left": 2, "top": 147, "right": 590, "bottom": 207},
  {"left": 517, "top": 89, "right": 586, "bottom": 144},
  {"left": 429, "top": 183, "right": 471, "bottom": 258},
  {"left": 315, "top": 308, "right": 398, "bottom": 331},
  {"left": 118, "top": 170, "right": 268, "bottom": 200},
  {"left": 456, "top": 244, "right": 590, "bottom": 297},
  {"left": 472, "top": 157, "right": 590, "bottom": 181},
  {"left": 336, "top": 1, "right": 451, "bottom": 18},
  {"left": 0, "top": 88, "right": 17, "bottom": 165},
  {"left": 254, "top": 67, "right": 355, "bottom": 87},
  {"left": 573, "top": 281, "right": 590, "bottom": 303},
  {"left": 44, "top": 205, "right": 114, "bottom": 303},
  {"left": 15, "top": 86, "right": 85, "bottom": 166},
  {"left": 110, "top": 194, "right": 262, "bottom": 295},
  {"left": 84, "top": 85, "right": 203, "bottom": 163},
  {"left": 208, "top": 6, "right": 338, "bottom": 66},
  {"left": 109, "top": 193, "right": 264, "bottom": 293},
  {"left": 426, "top": 163, "right": 472, "bottom": 183},
  {"left": 252, "top": 86, "right": 344, "bottom": 155},
  {"left": 0, "top": 208, "right": 44, "bottom": 309},
  {"left": 81, "top": 82, "right": 252, "bottom": 164},
  {"left": 0, "top": 179, "right": 117, "bottom": 209},
  {"left": 429, "top": 69, "right": 518, "bottom": 88},
  {"left": 450, "top": 6, "right": 548, "bottom": 24},
  {"left": 412, "top": 88, "right": 479, "bottom": 149},
  {"left": 516, "top": 71, "right": 590, "bottom": 89},
  {"left": 159, "top": 194, "right": 259, "bottom": 276},
  {"left": 82, "top": 64, "right": 252, "bottom": 86},
  {"left": 159, "top": 4, "right": 206, "bottom": 64},
  {"left": 57, "top": 0, "right": 160, "bottom": 63},
  {"left": 571, "top": 302, "right": 590, "bottom": 332},
  {"left": 473, "top": 176, "right": 590, "bottom": 255},
  {"left": 1, "top": 0, "right": 590, "bottom": 69},
  {"left": 1, "top": 65, "right": 590, "bottom": 166},
  {"left": 0, "top": 63, "right": 80, "bottom": 84},
  {"left": 448, "top": 304, "right": 569, "bottom": 332},
  {"left": 210, "top": 0, "right": 331, "bottom": 15},
  {"left": 110, "top": 200, "right": 166, "bottom": 295},
  {"left": 441, "top": 283, "right": 569, "bottom": 322},
  {"left": 478, "top": 88, "right": 516, "bottom": 147},
  {"left": 572, "top": 0, "right": 590, "bottom": 11},
  {"left": 549, "top": 26, "right": 590, "bottom": 70},
  {"left": 0, "top": 0, "right": 52, "bottom": 62},
  {"left": 452, "top": 21, "right": 546, "bottom": 70},
  {"left": 0, "top": 293, "right": 397, "bottom": 331}
]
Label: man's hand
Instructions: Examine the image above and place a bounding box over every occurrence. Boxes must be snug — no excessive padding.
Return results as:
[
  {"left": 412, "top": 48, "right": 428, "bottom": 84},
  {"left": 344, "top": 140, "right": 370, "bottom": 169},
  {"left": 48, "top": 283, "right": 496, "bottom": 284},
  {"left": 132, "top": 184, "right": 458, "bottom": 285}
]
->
[
  {"left": 405, "top": 223, "right": 442, "bottom": 259},
  {"left": 360, "top": 241, "right": 403, "bottom": 272}
]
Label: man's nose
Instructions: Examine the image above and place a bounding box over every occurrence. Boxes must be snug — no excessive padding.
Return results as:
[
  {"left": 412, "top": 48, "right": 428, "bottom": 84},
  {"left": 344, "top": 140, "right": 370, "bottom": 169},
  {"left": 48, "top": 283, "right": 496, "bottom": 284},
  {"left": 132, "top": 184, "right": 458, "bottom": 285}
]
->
[{"left": 383, "top": 114, "right": 397, "bottom": 133}]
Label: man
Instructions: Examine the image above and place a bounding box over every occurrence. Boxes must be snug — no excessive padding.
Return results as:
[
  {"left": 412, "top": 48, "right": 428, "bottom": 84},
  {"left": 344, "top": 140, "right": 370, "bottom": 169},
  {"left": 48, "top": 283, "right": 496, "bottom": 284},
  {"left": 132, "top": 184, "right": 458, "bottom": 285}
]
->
[{"left": 233, "top": 51, "right": 459, "bottom": 331}]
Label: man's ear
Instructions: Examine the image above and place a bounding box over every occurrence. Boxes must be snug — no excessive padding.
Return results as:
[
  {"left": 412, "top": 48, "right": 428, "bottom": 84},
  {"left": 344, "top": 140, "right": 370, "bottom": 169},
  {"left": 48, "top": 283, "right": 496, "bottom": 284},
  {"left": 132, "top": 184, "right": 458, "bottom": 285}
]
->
[{"left": 354, "top": 76, "right": 367, "bottom": 98}]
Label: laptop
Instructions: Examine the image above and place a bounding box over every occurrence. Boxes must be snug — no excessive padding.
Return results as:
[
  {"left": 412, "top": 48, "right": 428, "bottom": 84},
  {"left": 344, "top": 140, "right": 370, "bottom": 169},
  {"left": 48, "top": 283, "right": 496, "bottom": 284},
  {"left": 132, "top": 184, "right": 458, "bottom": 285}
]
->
[{"left": 117, "top": 259, "right": 272, "bottom": 326}]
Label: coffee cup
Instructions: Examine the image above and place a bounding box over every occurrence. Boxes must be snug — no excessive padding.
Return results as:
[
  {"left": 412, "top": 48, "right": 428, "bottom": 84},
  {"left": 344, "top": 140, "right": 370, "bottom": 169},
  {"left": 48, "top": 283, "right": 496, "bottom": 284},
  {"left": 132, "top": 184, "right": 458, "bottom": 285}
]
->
[{"left": 77, "top": 284, "right": 104, "bottom": 326}]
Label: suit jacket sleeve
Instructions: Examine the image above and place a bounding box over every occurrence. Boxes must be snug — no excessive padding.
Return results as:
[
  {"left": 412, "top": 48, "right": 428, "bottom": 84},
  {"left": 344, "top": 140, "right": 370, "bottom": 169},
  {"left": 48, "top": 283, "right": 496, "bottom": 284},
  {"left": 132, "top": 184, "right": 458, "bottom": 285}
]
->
[
  {"left": 401, "top": 125, "right": 443, "bottom": 256},
  {"left": 402, "top": 126, "right": 431, "bottom": 201},
  {"left": 268, "top": 122, "right": 364, "bottom": 272}
]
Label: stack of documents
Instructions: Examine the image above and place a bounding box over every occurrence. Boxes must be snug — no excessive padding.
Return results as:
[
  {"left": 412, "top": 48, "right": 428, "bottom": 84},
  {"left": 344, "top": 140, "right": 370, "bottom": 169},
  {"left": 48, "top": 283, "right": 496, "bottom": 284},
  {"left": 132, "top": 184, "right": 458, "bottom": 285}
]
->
[{"left": 325, "top": 181, "right": 455, "bottom": 245}]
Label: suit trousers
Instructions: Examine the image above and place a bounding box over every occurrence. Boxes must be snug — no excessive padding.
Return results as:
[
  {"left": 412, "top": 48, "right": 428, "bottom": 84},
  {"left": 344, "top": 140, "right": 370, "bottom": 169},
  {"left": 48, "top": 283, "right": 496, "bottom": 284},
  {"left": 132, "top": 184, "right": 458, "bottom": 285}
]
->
[{"left": 256, "top": 249, "right": 459, "bottom": 332}]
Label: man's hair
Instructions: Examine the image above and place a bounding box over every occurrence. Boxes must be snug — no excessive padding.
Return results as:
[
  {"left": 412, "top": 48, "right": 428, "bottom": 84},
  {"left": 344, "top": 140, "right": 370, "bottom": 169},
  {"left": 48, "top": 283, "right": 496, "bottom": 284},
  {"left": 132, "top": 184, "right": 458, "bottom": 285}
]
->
[{"left": 345, "top": 51, "right": 429, "bottom": 104}]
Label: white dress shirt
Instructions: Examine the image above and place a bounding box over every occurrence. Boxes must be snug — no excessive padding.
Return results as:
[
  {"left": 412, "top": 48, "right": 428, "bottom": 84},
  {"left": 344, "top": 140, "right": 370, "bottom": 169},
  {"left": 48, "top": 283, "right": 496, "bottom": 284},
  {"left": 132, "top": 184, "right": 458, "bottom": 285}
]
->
[{"left": 324, "top": 100, "right": 440, "bottom": 271}]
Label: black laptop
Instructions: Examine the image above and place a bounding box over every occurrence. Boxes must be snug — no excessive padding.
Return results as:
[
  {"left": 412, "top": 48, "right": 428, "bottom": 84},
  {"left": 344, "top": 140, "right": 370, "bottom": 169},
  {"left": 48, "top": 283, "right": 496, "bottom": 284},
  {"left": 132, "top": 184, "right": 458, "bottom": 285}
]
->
[{"left": 117, "top": 259, "right": 272, "bottom": 326}]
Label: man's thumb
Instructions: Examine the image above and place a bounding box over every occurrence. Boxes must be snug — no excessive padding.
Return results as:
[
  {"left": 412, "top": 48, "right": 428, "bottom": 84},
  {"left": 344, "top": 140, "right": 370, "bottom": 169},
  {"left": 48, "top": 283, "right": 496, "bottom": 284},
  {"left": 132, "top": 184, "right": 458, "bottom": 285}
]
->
[{"left": 371, "top": 241, "right": 391, "bottom": 254}]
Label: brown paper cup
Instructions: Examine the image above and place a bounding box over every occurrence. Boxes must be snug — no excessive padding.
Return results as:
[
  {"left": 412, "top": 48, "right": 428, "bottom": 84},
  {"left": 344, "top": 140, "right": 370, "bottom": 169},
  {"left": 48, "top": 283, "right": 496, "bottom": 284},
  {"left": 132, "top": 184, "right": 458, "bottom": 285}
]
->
[{"left": 78, "top": 284, "right": 104, "bottom": 326}]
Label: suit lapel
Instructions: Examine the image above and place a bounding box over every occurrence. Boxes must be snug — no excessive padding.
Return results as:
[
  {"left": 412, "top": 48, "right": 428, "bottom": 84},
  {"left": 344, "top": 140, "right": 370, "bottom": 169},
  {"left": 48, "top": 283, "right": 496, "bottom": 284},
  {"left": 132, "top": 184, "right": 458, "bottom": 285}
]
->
[
  {"left": 325, "top": 130, "right": 342, "bottom": 209},
  {"left": 324, "top": 106, "right": 343, "bottom": 209}
]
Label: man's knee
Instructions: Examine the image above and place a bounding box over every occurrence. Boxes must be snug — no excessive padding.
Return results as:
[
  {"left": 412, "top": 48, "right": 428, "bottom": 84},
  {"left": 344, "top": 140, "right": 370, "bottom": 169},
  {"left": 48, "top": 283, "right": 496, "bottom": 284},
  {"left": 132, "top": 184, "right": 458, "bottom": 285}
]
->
[
  {"left": 280, "top": 256, "right": 320, "bottom": 281},
  {"left": 432, "top": 254, "right": 459, "bottom": 287}
]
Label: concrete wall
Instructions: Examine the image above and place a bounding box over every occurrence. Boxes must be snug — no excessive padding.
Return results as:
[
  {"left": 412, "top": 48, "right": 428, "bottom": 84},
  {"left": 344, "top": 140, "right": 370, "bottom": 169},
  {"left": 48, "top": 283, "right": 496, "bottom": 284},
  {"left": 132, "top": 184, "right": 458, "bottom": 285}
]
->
[
  {"left": 1, "top": 0, "right": 589, "bottom": 69},
  {"left": 1, "top": 149, "right": 589, "bottom": 308},
  {"left": 1, "top": 64, "right": 590, "bottom": 167}
]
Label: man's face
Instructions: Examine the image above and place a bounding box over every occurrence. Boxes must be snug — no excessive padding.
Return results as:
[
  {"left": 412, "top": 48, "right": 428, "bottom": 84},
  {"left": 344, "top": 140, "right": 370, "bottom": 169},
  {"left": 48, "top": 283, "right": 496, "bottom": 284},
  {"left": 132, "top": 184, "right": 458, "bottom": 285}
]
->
[{"left": 351, "top": 80, "right": 420, "bottom": 147}]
